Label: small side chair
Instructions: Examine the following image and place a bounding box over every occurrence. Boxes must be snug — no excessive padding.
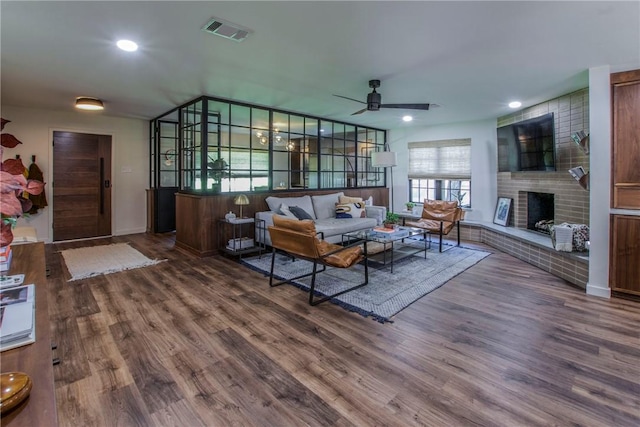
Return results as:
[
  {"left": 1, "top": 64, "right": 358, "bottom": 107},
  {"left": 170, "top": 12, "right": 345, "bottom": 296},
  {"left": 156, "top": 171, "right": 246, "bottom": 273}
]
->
[
  {"left": 405, "top": 199, "right": 464, "bottom": 252},
  {"left": 267, "top": 215, "right": 368, "bottom": 306}
]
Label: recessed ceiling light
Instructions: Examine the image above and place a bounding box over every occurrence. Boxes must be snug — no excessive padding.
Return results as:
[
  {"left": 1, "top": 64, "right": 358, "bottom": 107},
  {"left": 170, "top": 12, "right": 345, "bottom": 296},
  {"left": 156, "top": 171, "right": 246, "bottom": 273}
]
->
[
  {"left": 508, "top": 101, "right": 522, "bottom": 109},
  {"left": 402, "top": 115, "right": 413, "bottom": 122},
  {"left": 117, "top": 39, "right": 138, "bottom": 52}
]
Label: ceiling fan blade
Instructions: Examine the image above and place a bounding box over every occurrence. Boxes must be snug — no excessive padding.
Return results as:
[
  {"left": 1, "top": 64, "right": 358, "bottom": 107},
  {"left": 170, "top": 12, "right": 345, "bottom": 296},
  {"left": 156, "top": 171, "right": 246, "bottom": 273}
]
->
[
  {"left": 351, "top": 108, "right": 368, "bottom": 115},
  {"left": 380, "top": 103, "right": 434, "bottom": 111},
  {"left": 333, "top": 94, "right": 367, "bottom": 104}
]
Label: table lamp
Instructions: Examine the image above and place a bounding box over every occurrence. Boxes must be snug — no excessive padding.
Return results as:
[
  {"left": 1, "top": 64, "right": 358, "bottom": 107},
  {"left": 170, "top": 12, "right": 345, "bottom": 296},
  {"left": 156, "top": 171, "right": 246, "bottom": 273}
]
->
[{"left": 234, "top": 194, "right": 250, "bottom": 218}]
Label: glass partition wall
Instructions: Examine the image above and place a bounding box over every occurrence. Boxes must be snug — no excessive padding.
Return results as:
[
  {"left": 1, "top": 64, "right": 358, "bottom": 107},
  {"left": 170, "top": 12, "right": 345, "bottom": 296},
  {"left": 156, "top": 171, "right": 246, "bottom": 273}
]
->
[{"left": 150, "top": 96, "right": 387, "bottom": 194}]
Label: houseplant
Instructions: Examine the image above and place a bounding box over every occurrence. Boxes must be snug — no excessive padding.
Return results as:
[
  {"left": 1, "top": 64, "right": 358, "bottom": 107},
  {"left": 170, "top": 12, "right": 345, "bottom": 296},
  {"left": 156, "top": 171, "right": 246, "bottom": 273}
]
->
[
  {"left": 454, "top": 191, "right": 466, "bottom": 206},
  {"left": 383, "top": 212, "right": 400, "bottom": 229},
  {"left": 207, "top": 157, "right": 230, "bottom": 192},
  {"left": 1, "top": 118, "right": 45, "bottom": 247},
  {"left": 404, "top": 202, "right": 415, "bottom": 212}
]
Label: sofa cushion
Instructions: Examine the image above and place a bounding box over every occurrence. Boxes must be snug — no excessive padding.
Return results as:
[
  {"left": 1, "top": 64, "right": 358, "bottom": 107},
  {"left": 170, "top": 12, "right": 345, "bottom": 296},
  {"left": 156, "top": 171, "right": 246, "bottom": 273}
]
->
[
  {"left": 311, "top": 192, "right": 344, "bottom": 220},
  {"left": 265, "top": 195, "right": 316, "bottom": 219},
  {"left": 335, "top": 202, "right": 366, "bottom": 219},
  {"left": 279, "top": 203, "right": 298, "bottom": 219},
  {"left": 256, "top": 210, "right": 379, "bottom": 247},
  {"left": 315, "top": 217, "right": 377, "bottom": 239},
  {"left": 289, "top": 206, "right": 314, "bottom": 220}
]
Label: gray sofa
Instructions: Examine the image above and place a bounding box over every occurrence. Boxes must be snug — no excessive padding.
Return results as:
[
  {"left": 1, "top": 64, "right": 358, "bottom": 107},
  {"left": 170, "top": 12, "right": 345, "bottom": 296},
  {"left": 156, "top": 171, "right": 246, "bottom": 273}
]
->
[{"left": 255, "top": 192, "right": 386, "bottom": 246}]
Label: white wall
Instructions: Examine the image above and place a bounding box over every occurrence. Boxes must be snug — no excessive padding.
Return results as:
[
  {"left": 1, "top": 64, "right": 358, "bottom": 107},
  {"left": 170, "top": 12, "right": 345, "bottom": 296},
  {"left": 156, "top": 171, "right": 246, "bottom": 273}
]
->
[
  {"left": 388, "top": 119, "right": 498, "bottom": 222},
  {"left": 1, "top": 105, "right": 149, "bottom": 242}
]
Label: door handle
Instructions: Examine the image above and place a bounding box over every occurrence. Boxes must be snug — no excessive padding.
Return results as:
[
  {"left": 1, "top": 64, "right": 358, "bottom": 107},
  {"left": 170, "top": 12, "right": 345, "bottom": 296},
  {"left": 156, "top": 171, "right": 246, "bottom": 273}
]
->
[
  {"left": 100, "top": 158, "right": 105, "bottom": 214},
  {"left": 104, "top": 180, "right": 110, "bottom": 188}
]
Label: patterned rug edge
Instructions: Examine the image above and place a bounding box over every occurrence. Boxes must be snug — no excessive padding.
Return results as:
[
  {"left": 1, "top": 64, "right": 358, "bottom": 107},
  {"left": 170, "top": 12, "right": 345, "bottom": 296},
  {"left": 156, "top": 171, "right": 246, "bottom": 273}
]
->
[{"left": 241, "top": 248, "right": 490, "bottom": 324}]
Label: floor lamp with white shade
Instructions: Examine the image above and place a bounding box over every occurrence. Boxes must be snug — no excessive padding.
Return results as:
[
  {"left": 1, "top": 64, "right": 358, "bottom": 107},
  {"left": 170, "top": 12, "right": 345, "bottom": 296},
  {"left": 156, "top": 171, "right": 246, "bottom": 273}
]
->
[{"left": 371, "top": 147, "right": 397, "bottom": 213}]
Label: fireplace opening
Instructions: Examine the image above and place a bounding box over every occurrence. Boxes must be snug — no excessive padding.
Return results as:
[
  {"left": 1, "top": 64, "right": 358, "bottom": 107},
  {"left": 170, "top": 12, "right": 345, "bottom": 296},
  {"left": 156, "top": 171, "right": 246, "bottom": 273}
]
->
[{"left": 527, "top": 192, "right": 554, "bottom": 234}]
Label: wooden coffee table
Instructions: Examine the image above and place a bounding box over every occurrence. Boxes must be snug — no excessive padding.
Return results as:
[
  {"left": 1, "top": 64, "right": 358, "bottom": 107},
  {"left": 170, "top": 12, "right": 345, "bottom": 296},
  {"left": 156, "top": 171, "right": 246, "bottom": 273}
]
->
[{"left": 342, "top": 226, "right": 430, "bottom": 273}]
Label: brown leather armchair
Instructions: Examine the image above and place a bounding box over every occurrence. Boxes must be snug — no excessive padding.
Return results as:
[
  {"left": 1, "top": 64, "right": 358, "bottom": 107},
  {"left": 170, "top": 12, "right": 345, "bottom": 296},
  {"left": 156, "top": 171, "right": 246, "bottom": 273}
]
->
[
  {"left": 267, "top": 215, "right": 369, "bottom": 306},
  {"left": 405, "top": 199, "right": 464, "bottom": 252}
]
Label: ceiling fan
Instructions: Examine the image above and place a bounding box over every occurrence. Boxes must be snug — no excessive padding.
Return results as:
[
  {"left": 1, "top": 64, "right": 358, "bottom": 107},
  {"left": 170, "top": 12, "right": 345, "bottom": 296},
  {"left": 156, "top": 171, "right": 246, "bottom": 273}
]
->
[{"left": 334, "top": 79, "right": 438, "bottom": 115}]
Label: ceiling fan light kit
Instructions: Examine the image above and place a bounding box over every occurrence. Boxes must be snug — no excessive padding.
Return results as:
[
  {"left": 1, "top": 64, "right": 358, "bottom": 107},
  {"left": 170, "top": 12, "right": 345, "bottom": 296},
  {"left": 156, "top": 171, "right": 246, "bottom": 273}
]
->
[{"left": 334, "top": 79, "right": 435, "bottom": 115}]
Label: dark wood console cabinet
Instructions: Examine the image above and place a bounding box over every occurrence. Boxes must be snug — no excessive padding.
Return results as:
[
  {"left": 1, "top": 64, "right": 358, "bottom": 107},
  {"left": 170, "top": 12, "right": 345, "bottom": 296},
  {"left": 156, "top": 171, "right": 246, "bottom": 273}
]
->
[
  {"left": 2, "top": 242, "right": 58, "bottom": 426},
  {"left": 175, "top": 188, "right": 388, "bottom": 256}
]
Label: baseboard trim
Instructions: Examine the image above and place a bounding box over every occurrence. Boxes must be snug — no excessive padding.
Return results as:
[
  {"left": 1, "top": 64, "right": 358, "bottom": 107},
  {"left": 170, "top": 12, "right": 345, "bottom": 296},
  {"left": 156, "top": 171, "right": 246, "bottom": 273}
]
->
[
  {"left": 114, "top": 227, "right": 147, "bottom": 236},
  {"left": 586, "top": 283, "right": 611, "bottom": 298}
]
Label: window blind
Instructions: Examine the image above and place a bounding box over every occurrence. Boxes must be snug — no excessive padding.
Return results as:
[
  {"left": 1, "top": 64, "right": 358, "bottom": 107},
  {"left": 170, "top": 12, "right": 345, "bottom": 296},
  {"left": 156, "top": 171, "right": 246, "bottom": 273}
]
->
[{"left": 408, "top": 138, "right": 471, "bottom": 180}]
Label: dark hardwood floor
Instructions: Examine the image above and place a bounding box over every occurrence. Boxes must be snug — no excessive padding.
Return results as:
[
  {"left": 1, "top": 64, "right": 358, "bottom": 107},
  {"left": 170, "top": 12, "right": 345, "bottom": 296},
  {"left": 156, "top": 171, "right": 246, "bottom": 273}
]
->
[{"left": 46, "top": 233, "right": 640, "bottom": 426}]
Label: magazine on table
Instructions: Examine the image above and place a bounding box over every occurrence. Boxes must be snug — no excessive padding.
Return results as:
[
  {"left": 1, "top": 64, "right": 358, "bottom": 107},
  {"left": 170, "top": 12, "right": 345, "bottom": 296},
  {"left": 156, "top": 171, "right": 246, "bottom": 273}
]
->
[
  {"left": 371, "top": 227, "right": 410, "bottom": 239},
  {"left": 0, "top": 284, "right": 35, "bottom": 306},
  {"left": 0, "top": 284, "right": 36, "bottom": 351},
  {"left": 373, "top": 226, "right": 400, "bottom": 234},
  {"left": 0, "top": 302, "right": 35, "bottom": 351},
  {"left": 0, "top": 249, "right": 12, "bottom": 272},
  {"left": 0, "top": 274, "right": 25, "bottom": 290}
]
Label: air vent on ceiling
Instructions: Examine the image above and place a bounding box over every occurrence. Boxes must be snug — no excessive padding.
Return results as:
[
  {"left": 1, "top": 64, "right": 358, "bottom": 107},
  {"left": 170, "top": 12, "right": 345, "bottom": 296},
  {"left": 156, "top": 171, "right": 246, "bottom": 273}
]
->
[{"left": 202, "top": 16, "right": 253, "bottom": 42}]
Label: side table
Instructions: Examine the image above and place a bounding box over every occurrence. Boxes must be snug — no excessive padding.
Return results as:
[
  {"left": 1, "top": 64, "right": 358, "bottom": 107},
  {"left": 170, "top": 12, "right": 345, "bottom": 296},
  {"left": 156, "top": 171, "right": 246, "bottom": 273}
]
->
[
  {"left": 394, "top": 210, "right": 422, "bottom": 225},
  {"left": 218, "top": 218, "right": 265, "bottom": 259}
]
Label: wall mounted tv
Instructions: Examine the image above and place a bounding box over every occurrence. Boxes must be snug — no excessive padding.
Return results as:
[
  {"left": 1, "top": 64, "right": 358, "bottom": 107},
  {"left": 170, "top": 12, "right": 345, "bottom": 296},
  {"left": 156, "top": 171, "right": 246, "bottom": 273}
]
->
[{"left": 497, "top": 112, "right": 555, "bottom": 172}]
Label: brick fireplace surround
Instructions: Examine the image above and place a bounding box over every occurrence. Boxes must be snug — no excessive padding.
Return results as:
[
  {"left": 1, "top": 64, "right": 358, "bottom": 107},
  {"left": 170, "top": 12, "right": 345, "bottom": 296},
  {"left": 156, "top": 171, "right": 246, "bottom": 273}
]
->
[{"left": 457, "top": 89, "right": 590, "bottom": 288}]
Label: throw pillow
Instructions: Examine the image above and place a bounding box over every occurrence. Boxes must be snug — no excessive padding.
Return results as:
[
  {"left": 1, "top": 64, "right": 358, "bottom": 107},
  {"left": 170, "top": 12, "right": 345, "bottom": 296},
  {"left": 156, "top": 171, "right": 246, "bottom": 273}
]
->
[
  {"left": 265, "top": 195, "right": 316, "bottom": 219},
  {"left": 279, "top": 203, "right": 297, "bottom": 219},
  {"left": 289, "top": 206, "right": 314, "bottom": 220},
  {"left": 339, "top": 195, "right": 373, "bottom": 206},
  {"left": 339, "top": 195, "right": 363, "bottom": 204},
  {"left": 335, "top": 202, "right": 366, "bottom": 219}
]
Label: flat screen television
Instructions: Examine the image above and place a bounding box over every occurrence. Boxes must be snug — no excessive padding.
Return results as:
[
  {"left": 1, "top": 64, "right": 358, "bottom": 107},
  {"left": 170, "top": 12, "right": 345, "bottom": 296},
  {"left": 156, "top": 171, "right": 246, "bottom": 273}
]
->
[{"left": 497, "top": 113, "right": 555, "bottom": 172}]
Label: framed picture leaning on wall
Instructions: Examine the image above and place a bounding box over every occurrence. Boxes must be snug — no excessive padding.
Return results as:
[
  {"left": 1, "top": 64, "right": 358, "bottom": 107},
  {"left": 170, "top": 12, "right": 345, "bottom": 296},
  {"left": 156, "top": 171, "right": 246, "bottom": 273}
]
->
[{"left": 493, "top": 197, "right": 512, "bottom": 226}]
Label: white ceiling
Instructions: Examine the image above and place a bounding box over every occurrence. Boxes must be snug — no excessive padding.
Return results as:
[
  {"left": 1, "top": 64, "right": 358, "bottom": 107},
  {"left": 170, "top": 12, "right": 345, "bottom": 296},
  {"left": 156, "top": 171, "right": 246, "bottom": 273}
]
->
[{"left": 2, "top": 1, "right": 638, "bottom": 131}]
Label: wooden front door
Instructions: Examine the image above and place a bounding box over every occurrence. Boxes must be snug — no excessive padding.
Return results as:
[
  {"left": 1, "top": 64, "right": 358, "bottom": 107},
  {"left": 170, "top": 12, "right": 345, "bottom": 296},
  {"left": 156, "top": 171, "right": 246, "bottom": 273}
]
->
[{"left": 53, "top": 131, "right": 112, "bottom": 241}]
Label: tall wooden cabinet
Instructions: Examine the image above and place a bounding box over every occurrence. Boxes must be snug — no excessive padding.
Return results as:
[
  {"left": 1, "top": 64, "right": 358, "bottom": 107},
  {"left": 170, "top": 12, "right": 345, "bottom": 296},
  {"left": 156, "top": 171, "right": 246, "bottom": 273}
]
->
[
  {"left": 610, "top": 69, "right": 640, "bottom": 297},
  {"left": 610, "top": 215, "right": 640, "bottom": 296}
]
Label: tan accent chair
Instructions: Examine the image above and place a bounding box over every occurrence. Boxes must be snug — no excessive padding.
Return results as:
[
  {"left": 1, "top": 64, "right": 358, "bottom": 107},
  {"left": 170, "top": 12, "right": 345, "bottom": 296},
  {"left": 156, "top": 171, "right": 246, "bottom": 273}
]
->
[
  {"left": 405, "top": 199, "right": 464, "bottom": 252},
  {"left": 268, "top": 215, "right": 368, "bottom": 306}
]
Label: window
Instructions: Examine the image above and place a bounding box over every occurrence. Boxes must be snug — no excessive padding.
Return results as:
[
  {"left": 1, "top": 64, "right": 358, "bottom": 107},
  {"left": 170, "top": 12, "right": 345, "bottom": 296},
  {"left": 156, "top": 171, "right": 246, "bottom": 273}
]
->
[
  {"left": 408, "top": 139, "right": 471, "bottom": 207},
  {"left": 409, "top": 179, "right": 471, "bottom": 207},
  {"left": 151, "top": 96, "right": 387, "bottom": 194}
]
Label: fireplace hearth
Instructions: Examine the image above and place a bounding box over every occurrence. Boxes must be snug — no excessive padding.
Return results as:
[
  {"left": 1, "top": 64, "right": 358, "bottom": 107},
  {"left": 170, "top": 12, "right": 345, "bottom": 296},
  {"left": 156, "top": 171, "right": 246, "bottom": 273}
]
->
[{"left": 527, "top": 192, "right": 554, "bottom": 234}]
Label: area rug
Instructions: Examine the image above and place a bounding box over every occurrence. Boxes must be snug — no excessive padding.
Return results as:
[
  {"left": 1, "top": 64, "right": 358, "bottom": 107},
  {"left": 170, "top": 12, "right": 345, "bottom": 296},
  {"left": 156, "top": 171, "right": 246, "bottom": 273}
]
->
[
  {"left": 242, "top": 245, "right": 491, "bottom": 323},
  {"left": 61, "top": 243, "right": 165, "bottom": 281}
]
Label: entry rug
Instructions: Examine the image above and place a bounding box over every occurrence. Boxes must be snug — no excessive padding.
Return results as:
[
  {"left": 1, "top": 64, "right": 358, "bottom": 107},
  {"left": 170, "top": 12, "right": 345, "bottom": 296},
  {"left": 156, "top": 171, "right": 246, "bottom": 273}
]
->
[
  {"left": 242, "top": 246, "right": 490, "bottom": 323},
  {"left": 61, "top": 243, "right": 165, "bottom": 282}
]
